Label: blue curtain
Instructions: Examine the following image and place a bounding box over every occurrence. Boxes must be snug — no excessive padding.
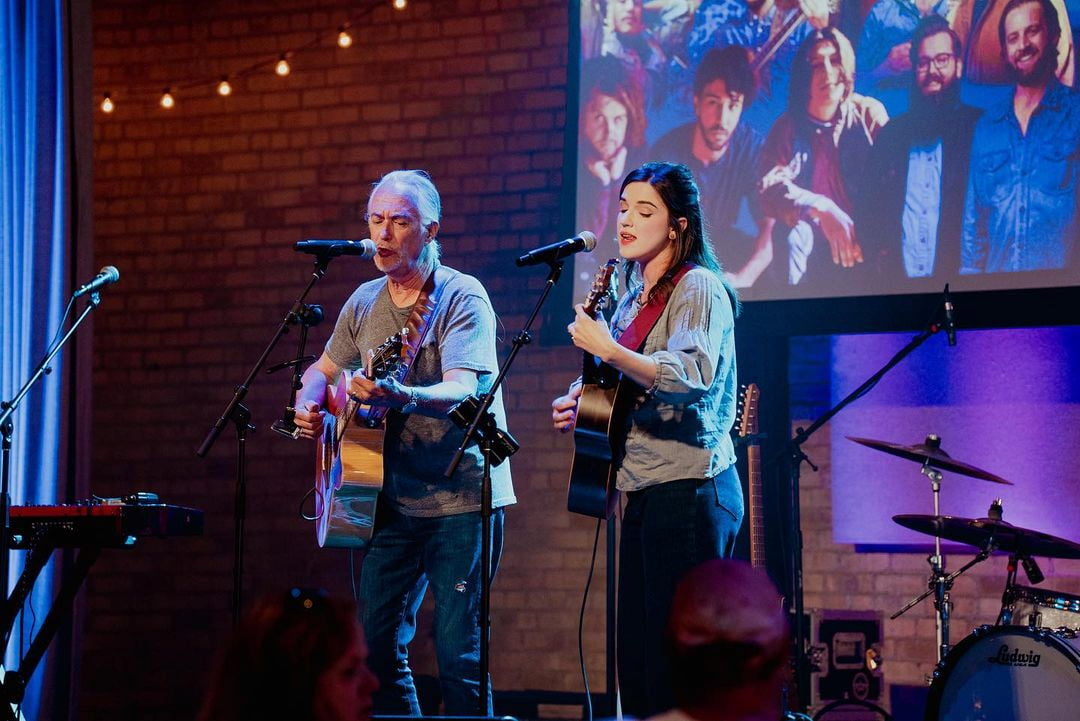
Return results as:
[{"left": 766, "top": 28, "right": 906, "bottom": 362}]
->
[{"left": 1, "top": 0, "right": 69, "bottom": 718}]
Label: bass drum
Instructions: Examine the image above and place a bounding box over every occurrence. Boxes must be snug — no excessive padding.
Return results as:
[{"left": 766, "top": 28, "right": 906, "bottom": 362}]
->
[{"left": 925, "top": 625, "right": 1080, "bottom": 721}]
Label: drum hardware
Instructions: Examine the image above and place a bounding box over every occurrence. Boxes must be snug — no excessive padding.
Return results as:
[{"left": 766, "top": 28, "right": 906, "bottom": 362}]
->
[
  {"left": 889, "top": 536, "right": 994, "bottom": 663},
  {"left": 852, "top": 434, "right": 1012, "bottom": 663},
  {"left": 892, "top": 498, "right": 1080, "bottom": 672}
]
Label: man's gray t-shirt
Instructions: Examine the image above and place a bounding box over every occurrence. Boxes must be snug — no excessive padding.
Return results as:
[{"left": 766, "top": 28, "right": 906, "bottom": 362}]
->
[{"left": 324, "top": 265, "right": 515, "bottom": 517}]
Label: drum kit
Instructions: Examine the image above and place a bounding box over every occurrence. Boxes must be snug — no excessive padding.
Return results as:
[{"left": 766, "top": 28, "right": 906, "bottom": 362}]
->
[{"left": 848, "top": 434, "right": 1080, "bottom": 720}]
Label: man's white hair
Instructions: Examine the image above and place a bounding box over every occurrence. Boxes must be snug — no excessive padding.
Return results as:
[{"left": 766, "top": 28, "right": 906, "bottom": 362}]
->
[{"left": 370, "top": 169, "right": 442, "bottom": 264}]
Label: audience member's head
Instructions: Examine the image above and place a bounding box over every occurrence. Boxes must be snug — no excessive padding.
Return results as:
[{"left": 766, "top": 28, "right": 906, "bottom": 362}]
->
[
  {"left": 667, "top": 560, "right": 789, "bottom": 720},
  {"left": 198, "top": 588, "right": 378, "bottom": 721}
]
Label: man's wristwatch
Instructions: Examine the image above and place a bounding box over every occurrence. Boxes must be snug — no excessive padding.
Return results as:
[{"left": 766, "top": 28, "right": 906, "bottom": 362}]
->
[{"left": 400, "top": 387, "right": 419, "bottom": 414}]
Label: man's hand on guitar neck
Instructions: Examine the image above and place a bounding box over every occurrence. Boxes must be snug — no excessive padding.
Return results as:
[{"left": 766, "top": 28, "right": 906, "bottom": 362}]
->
[
  {"left": 551, "top": 381, "right": 582, "bottom": 433},
  {"left": 348, "top": 373, "right": 409, "bottom": 409}
]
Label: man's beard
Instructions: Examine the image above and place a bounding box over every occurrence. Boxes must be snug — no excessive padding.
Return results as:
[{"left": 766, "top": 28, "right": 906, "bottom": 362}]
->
[
  {"left": 1010, "top": 43, "right": 1058, "bottom": 87},
  {"left": 908, "top": 79, "right": 962, "bottom": 139}
]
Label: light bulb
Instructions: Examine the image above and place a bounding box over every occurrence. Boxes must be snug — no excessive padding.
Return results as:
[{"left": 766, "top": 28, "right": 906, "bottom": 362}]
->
[
  {"left": 275, "top": 56, "right": 291, "bottom": 76},
  {"left": 392, "top": 0, "right": 407, "bottom": 10},
  {"left": 337, "top": 27, "right": 352, "bottom": 48},
  {"left": 101, "top": 93, "right": 114, "bottom": 113},
  {"left": 160, "top": 89, "right": 175, "bottom": 109},
  {"left": 217, "top": 78, "right": 232, "bottom": 96}
]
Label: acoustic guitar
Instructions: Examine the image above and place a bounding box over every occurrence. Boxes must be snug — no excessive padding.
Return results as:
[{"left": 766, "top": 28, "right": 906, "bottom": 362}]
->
[
  {"left": 566, "top": 259, "right": 629, "bottom": 519},
  {"left": 736, "top": 383, "right": 765, "bottom": 568},
  {"left": 314, "top": 331, "right": 406, "bottom": 548}
]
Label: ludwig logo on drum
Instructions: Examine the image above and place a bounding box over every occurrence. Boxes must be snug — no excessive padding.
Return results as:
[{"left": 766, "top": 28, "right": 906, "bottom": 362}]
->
[{"left": 988, "top": 644, "right": 1041, "bottom": 667}]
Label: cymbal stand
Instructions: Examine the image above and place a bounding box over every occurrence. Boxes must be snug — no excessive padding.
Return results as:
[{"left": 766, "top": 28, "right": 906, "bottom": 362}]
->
[
  {"left": 891, "top": 501, "right": 995, "bottom": 664},
  {"left": 924, "top": 461, "right": 948, "bottom": 661}
]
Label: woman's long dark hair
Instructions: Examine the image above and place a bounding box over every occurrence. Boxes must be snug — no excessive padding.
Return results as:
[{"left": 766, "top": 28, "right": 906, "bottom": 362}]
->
[
  {"left": 618, "top": 161, "right": 739, "bottom": 314},
  {"left": 197, "top": 588, "right": 359, "bottom": 721}
]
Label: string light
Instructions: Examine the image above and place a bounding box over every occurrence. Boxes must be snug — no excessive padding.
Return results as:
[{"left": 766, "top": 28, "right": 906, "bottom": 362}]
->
[
  {"left": 275, "top": 54, "right": 291, "bottom": 76},
  {"left": 98, "top": 6, "right": 394, "bottom": 118}
]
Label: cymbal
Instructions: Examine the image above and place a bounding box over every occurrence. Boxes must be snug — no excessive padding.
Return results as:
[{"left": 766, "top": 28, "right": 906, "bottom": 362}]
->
[
  {"left": 893, "top": 514, "right": 1080, "bottom": 559},
  {"left": 847, "top": 435, "right": 1013, "bottom": 484}
]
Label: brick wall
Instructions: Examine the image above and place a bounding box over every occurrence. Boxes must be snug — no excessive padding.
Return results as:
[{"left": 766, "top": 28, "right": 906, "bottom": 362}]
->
[
  {"left": 87, "top": 1, "right": 1080, "bottom": 719},
  {"left": 89, "top": 2, "right": 588, "bottom": 718}
]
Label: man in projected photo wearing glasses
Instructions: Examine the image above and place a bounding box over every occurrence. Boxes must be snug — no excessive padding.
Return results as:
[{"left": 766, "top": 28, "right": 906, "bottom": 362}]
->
[
  {"left": 960, "top": 0, "right": 1080, "bottom": 275},
  {"left": 866, "top": 16, "right": 981, "bottom": 284}
]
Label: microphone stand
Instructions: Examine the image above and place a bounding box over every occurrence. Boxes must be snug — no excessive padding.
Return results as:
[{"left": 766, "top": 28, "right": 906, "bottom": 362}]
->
[
  {"left": 444, "top": 261, "right": 565, "bottom": 714},
  {"left": 0, "top": 292, "right": 104, "bottom": 612},
  {"left": 196, "top": 254, "right": 335, "bottom": 623},
  {"left": 776, "top": 293, "right": 950, "bottom": 712},
  {"left": 268, "top": 304, "right": 323, "bottom": 440}
]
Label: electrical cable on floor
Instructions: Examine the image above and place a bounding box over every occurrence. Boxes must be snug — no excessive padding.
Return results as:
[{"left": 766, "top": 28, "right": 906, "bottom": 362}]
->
[{"left": 578, "top": 517, "right": 603, "bottom": 721}]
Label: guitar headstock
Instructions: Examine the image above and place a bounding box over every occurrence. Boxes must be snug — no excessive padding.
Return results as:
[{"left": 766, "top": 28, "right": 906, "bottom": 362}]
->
[
  {"left": 583, "top": 259, "right": 618, "bottom": 318},
  {"left": 366, "top": 328, "right": 407, "bottom": 380},
  {"left": 736, "top": 383, "right": 760, "bottom": 439}
]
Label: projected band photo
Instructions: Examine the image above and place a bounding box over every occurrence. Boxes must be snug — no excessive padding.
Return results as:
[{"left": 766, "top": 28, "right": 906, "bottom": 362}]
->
[{"left": 573, "top": 0, "right": 1080, "bottom": 302}]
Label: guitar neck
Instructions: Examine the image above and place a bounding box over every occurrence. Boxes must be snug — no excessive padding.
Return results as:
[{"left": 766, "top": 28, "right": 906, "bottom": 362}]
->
[
  {"left": 746, "top": 444, "right": 766, "bottom": 569},
  {"left": 752, "top": 8, "right": 807, "bottom": 72}
]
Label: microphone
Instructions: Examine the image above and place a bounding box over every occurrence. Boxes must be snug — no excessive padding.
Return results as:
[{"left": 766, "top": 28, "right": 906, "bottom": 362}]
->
[
  {"left": 943, "top": 284, "right": 956, "bottom": 347},
  {"left": 516, "top": 231, "right": 597, "bottom": 267},
  {"left": 294, "top": 238, "right": 377, "bottom": 258},
  {"left": 73, "top": 266, "right": 120, "bottom": 298}
]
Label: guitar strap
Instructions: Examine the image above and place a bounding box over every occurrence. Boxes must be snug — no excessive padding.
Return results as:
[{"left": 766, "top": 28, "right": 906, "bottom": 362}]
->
[
  {"left": 613, "top": 263, "right": 695, "bottom": 353},
  {"left": 395, "top": 264, "right": 446, "bottom": 384},
  {"left": 361, "top": 265, "right": 447, "bottom": 427}
]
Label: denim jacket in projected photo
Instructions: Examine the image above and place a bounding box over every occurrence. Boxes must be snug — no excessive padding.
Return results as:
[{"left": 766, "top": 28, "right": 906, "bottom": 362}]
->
[{"left": 961, "top": 80, "right": 1080, "bottom": 274}]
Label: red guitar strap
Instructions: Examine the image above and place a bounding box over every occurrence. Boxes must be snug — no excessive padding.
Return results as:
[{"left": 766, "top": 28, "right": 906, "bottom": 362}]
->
[{"left": 613, "top": 263, "right": 695, "bottom": 352}]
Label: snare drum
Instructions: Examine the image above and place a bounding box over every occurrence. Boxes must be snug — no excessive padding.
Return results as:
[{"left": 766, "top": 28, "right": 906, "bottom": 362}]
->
[
  {"left": 1000, "top": 584, "right": 1080, "bottom": 631},
  {"left": 925, "top": 625, "right": 1080, "bottom": 720}
]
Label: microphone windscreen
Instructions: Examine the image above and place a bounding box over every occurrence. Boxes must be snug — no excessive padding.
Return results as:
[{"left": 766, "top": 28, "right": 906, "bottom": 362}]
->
[{"left": 579, "top": 231, "right": 597, "bottom": 252}]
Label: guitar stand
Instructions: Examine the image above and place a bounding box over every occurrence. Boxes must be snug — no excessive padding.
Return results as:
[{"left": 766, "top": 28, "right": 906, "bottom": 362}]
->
[{"left": 445, "top": 259, "right": 562, "bottom": 714}]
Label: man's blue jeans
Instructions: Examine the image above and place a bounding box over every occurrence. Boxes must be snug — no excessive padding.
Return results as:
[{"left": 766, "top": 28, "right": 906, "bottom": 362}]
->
[
  {"left": 360, "top": 505, "right": 504, "bottom": 715},
  {"left": 617, "top": 467, "right": 744, "bottom": 716}
]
